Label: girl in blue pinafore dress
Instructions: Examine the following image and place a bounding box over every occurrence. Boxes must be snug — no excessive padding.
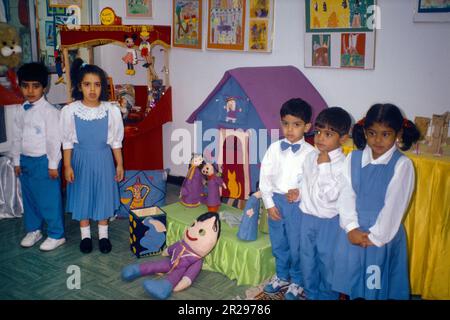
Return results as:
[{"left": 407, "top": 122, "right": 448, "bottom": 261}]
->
[
  {"left": 61, "top": 59, "right": 124, "bottom": 254},
  {"left": 332, "top": 104, "right": 420, "bottom": 300}
]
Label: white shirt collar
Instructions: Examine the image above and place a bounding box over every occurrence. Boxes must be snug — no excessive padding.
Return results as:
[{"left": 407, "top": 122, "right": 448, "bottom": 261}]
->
[
  {"left": 362, "top": 144, "right": 397, "bottom": 167},
  {"left": 74, "top": 101, "right": 108, "bottom": 121},
  {"left": 327, "top": 147, "right": 344, "bottom": 163},
  {"left": 24, "top": 95, "right": 46, "bottom": 108},
  {"left": 282, "top": 137, "right": 305, "bottom": 145}
]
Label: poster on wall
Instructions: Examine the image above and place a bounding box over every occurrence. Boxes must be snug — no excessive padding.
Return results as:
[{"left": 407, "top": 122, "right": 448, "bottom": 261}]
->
[
  {"left": 248, "top": 0, "right": 274, "bottom": 52},
  {"left": 49, "top": 0, "right": 82, "bottom": 7},
  {"left": 172, "top": 0, "right": 202, "bottom": 49},
  {"left": 126, "top": 0, "right": 153, "bottom": 18},
  {"left": 304, "top": 0, "right": 376, "bottom": 69},
  {"left": 414, "top": 0, "right": 450, "bottom": 22},
  {"left": 207, "top": 0, "right": 246, "bottom": 50}
]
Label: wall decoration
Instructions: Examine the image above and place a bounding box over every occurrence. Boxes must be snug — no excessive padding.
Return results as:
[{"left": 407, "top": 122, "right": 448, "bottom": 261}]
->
[
  {"left": 248, "top": 0, "right": 274, "bottom": 52},
  {"left": 126, "top": 0, "right": 153, "bottom": 18},
  {"left": 45, "top": 21, "right": 56, "bottom": 47},
  {"left": 49, "top": 0, "right": 82, "bottom": 7},
  {"left": 414, "top": 0, "right": 450, "bottom": 22},
  {"left": 173, "top": 0, "right": 202, "bottom": 49},
  {"left": 207, "top": 0, "right": 246, "bottom": 50},
  {"left": 304, "top": 0, "right": 376, "bottom": 69}
]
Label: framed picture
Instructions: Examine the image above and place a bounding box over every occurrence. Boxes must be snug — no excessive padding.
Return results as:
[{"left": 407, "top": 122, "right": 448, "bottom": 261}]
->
[
  {"left": 46, "top": 0, "right": 67, "bottom": 16},
  {"left": 173, "top": 0, "right": 202, "bottom": 49},
  {"left": 45, "top": 21, "right": 56, "bottom": 47},
  {"left": 304, "top": 0, "right": 376, "bottom": 69},
  {"left": 414, "top": 0, "right": 450, "bottom": 22},
  {"left": 207, "top": 0, "right": 246, "bottom": 50},
  {"left": 248, "top": 0, "right": 274, "bottom": 52},
  {"left": 126, "top": 0, "right": 153, "bottom": 18},
  {"left": 49, "top": 0, "right": 82, "bottom": 7}
]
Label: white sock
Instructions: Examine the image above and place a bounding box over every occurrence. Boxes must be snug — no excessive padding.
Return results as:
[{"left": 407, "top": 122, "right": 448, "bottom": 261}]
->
[
  {"left": 80, "top": 226, "right": 91, "bottom": 240},
  {"left": 98, "top": 224, "right": 108, "bottom": 240}
]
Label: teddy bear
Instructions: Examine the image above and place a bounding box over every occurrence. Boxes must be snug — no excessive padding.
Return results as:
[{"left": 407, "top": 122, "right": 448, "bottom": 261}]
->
[
  {"left": 0, "top": 22, "right": 23, "bottom": 105},
  {"left": 121, "top": 211, "right": 221, "bottom": 299}
]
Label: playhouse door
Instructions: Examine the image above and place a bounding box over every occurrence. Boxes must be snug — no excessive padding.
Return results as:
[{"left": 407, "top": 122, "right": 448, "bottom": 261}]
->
[{"left": 218, "top": 129, "right": 250, "bottom": 201}]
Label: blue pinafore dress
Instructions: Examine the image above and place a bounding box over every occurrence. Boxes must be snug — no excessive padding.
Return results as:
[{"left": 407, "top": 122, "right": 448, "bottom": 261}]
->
[
  {"left": 331, "top": 149, "right": 410, "bottom": 300},
  {"left": 66, "top": 110, "right": 120, "bottom": 221}
]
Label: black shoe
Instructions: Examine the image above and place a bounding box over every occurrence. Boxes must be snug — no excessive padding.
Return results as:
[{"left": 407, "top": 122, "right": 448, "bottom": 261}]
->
[
  {"left": 99, "top": 238, "right": 112, "bottom": 254},
  {"left": 80, "top": 238, "right": 92, "bottom": 254},
  {"left": 143, "top": 63, "right": 150, "bottom": 68}
]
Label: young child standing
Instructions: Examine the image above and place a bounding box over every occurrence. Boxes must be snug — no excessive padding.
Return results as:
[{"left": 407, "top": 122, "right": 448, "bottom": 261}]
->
[
  {"left": 332, "top": 103, "right": 420, "bottom": 300},
  {"left": 61, "top": 59, "right": 124, "bottom": 254},
  {"left": 259, "top": 98, "right": 316, "bottom": 300},
  {"left": 297, "top": 107, "right": 351, "bottom": 300},
  {"left": 12, "top": 62, "right": 66, "bottom": 251}
]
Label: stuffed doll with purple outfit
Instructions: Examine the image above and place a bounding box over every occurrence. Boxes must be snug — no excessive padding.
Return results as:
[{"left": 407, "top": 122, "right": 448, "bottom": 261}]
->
[
  {"left": 201, "top": 163, "right": 227, "bottom": 212},
  {"left": 121, "top": 212, "right": 221, "bottom": 299},
  {"left": 179, "top": 154, "right": 205, "bottom": 208}
]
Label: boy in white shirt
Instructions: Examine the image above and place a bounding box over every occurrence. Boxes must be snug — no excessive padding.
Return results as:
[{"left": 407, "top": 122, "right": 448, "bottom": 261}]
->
[
  {"left": 297, "top": 107, "right": 351, "bottom": 299},
  {"left": 259, "top": 98, "right": 316, "bottom": 300},
  {"left": 12, "top": 63, "right": 65, "bottom": 251}
]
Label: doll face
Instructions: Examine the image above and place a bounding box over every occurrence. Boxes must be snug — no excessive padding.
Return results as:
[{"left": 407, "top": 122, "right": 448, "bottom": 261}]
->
[
  {"left": 226, "top": 99, "right": 236, "bottom": 111},
  {"left": 201, "top": 163, "right": 214, "bottom": 176},
  {"left": 191, "top": 154, "right": 203, "bottom": 167},
  {"left": 125, "top": 37, "right": 135, "bottom": 48},
  {"left": 184, "top": 215, "right": 220, "bottom": 257}
]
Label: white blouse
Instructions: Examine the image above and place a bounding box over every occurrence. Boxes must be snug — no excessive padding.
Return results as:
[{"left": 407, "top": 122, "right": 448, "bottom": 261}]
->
[
  {"left": 259, "top": 138, "right": 316, "bottom": 209},
  {"left": 60, "top": 101, "right": 124, "bottom": 150},
  {"left": 337, "top": 144, "right": 415, "bottom": 247},
  {"left": 299, "top": 147, "right": 346, "bottom": 219},
  {"left": 11, "top": 96, "right": 62, "bottom": 169}
]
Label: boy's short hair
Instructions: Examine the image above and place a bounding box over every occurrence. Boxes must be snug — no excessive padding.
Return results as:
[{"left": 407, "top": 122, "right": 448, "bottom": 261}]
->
[
  {"left": 315, "top": 106, "right": 352, "bottom": 137},
  {"left": 17, "top": 62, "right": 49, "bottom": 88},
  {"left": 280, "top": 98, "right": 312, "bottom": 123}
]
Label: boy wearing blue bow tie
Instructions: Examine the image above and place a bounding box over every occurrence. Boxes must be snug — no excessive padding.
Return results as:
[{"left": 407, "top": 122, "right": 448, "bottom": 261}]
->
[
  {"left": 12, "top": 62, "right": 65, "bottom": 251},
  {"left": 259, "top": 98, "right": 315, "bottom": 300}
]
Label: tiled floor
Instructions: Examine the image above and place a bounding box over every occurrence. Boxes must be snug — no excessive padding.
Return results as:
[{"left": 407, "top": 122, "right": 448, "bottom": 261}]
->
[{"left": 0, "top": 183, "right": 251, "bottom": 300}]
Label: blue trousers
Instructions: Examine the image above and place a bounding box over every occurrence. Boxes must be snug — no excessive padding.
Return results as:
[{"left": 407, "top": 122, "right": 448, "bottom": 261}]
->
[
  {"left": 268, "top": 193, "right": 303, "bottom": 285},
  {"left": 19, "top": 155, "right": 64, "bottom": 239},
  {"left": 300, "top": 211, "right": 340, "bottom": 300}
]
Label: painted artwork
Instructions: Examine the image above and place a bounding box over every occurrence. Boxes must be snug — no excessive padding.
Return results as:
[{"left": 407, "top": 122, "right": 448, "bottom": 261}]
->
[
  {"left": 340, "top": 33, "right": 365, "bottom": 68},
  {"left": 45, "top": 21, "right": 56, "bottom": 47},
  {"left": 49, "top": 0, "right": 82, "bottom": 7},
  {"left": 306, "top": 0, "right": 375, "bottom": 32},
  {"left": 173, "top": 0, "right": 202, "bottom": 49},
  {"left": 249, "top": 19, "right": 268, "bottom": 51},
  {"left": 126, "top": 0, "right": 153, "bottom": 18},
  {"left": 304, "top": 1, "right": 376, "bottom": 69},
  {"left": 250, "top": 0, "right": 270, "bottom": 18},
  {"left": 207, "top": 0, "right": 246, "bottom": 50},
  {"left": 418, "top": 0, "right": 450, "bottom": 12},
  {"left": 312, "top": 34, "right": 331, "bottom": 66},
  {"left": 46, "top": 0, "right": 67, "bottom": 16}
]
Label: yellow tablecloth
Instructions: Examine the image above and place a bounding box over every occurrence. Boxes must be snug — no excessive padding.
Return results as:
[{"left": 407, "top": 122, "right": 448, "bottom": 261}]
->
[{"left": 343, "top": 140, "right": 450, "bottom": 299}]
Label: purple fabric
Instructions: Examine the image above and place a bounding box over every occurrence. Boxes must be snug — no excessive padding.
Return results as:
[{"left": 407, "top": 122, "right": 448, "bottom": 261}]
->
[
  {"left": 139, "top": 240, "right": 203, "bottom": 287},
  {"left": 186, "top": 66, "right": 328, "bottom": 129},
  {"left": 180, "top": 166, "right": 204, "bottom": 206},
  {"left": 203, "top": 175, "right": 223, "bottom": 207}
]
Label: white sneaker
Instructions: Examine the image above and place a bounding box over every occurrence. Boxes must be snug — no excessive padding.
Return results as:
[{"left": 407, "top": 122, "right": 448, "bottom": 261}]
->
[
  {"left": 39, "top": 237, "right": 66, "bottom": 251},
  {"left": 263, "top": 275, "right": 290, "bottom": 294},
  {"left": 284, "top": 283, "right": 306, "bottom": 300},
  {"left": 21, "top": 230, "right": 43, "bottom": 247}
]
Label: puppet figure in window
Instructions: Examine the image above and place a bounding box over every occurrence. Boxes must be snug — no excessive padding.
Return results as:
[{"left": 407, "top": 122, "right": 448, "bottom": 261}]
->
[
  {"left": 179, "top": 154, "right": 205, "bottom": 208},
  {"left": 121, "top": 212, "right": 221, "bottom": 299},
  {"left": 224, "top": 97, "right": 242, "bottom": 123},
  {"left": 122, "top": 34, "right": 137, "bottom": 76},
  {"left": 201, "top": 163, "right": 227, "bottom": 212}
]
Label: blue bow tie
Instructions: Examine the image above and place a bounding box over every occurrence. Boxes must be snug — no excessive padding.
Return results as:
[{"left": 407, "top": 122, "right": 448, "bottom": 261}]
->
[
  {"left": 23, "top": 103, "right": 34, "bottom": 111},
  {"left": 280, "top": 141, "right": 301, "bottom": 153}
]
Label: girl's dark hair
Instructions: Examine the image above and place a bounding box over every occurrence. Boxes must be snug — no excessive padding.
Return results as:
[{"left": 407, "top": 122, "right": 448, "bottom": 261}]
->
[
  {"left": 70, "top": 58, "right": 109, "bottom": 101},
  {"left": 196, "top": 212, "right": 221, "bottom": 240},
  {"left": 352, "top": 103, "right": 420, "bottom": 151}
]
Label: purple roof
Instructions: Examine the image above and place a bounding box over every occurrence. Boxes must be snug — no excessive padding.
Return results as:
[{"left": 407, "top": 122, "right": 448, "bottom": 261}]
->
[{"left": 186, "top": 66, "right": 328, "bottom": 129}]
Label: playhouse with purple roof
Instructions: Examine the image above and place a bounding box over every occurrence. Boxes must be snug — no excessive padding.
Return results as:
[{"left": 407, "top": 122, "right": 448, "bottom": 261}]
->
[{"left": 187, "top": 65, "right": 328, "bottom": 200}]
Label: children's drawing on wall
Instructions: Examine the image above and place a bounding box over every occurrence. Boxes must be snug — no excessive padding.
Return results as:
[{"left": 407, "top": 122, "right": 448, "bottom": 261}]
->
[
  {"left": 307, "top": 0, "right": 374, "bottom": 31},
  {"left": 418, "top": 0, "right": 450, "bottom": 11},
  {"left": 250, "top": 0, "right": 270, "bottom": 18},
  {"left": 207, "top": 0, "right": 246, "bottom": 50},
  {"left": 126, "top": 0, "right": 153, "bottom": 18},
  {"left": 249, "top": 19, "right": 268, "bottom": 51},
  {"left": 173, "top": 0, "right": 202, "bottom": 49},
  {"left": 312, "top": 34, "right": 331, "bottom": 66},
  {"left": 340, "top": 32, "right": 365, "bottom": 68}
]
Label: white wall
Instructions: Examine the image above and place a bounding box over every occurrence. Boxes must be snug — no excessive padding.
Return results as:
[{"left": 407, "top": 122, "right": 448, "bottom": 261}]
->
[{"left": 65, "top": 0, "right": 450, "bottom": 177}]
